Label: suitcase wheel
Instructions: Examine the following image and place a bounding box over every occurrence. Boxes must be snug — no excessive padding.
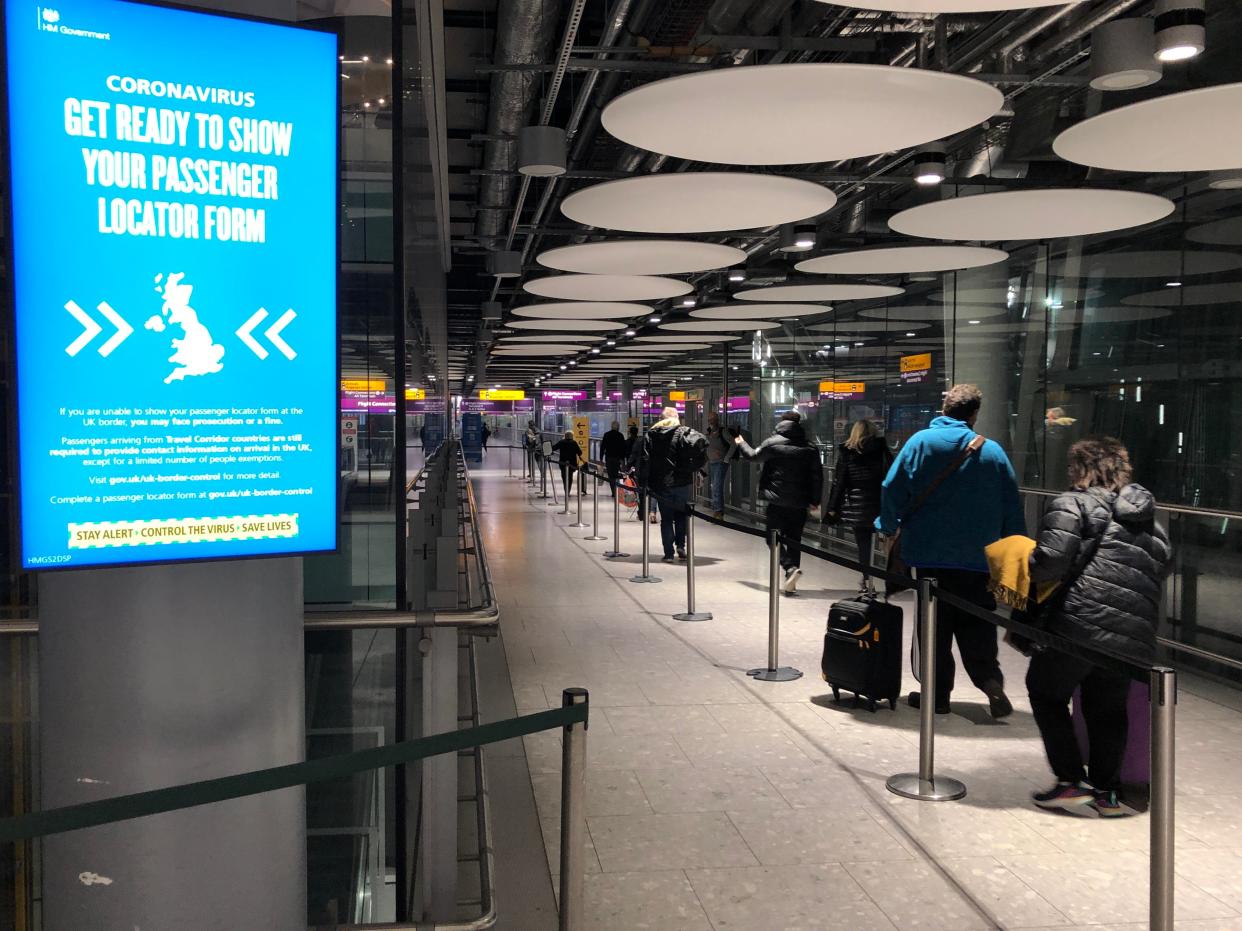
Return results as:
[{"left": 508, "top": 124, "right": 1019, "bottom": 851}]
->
[
  {"left": 888, "top": 696, "right": 898, "bottom": 711},
  {"left": 867, "top": 698, "right": 877, "bottom": 713},
  {"left": 831, "top": 686, "right": 840, "bottom": 702}
]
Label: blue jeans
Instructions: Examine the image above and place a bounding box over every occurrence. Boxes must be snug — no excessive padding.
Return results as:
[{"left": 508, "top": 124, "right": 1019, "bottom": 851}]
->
[
  {"left": 708, "top": 460, "right": 729, "bottom": 513},
  {"left": 653, "top": 485, "right": 690, "bottom": 557}
]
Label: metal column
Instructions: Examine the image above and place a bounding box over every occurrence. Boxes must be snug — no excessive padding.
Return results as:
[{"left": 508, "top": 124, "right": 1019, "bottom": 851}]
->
[{"left": 747, "top": 531, "right": 801, "bottom": 681}]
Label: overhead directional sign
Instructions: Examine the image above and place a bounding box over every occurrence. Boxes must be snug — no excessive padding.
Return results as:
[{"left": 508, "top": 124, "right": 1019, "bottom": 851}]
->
[{"left": 5, "top": 0, "right": 338, "bottom": 568}]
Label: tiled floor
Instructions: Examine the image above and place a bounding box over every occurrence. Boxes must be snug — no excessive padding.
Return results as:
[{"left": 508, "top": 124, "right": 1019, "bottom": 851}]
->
[{"left": 475, "top": 463, "right": 1242, "bottom": 931}]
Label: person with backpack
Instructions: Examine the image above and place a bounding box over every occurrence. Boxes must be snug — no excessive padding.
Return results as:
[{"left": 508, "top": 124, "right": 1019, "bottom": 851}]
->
[
  {"left": 550, "top": 431, "right": 582, "bottom": 504},
  {"left": 734, "top": 411, "right": 824, "bottom": 594},
  {"left": 639, "top": 407, "right": 707, "bottom": 561},
  {"left": 1025, "top": 438, "right": 1171, "bottom": 816},
  {"left": 877, "top": 384, "right": 1025, "bottom": 718},
  {"left": 600, "top": 420, "right": 628, "bottom": 493},
  {"left": 827, "top": 420, "right": 893, "bottom": 595}
]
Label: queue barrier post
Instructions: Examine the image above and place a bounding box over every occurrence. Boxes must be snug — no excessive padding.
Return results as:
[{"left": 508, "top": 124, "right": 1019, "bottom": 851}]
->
[
  {"left": 886, "top": 578, "right": 966, "bottom": 801},
  {"left": 673, "top": 505, "right": 711, "bottom": 622},
  {"left": 747, "top": 530, "right": 801, "bottom": 681},
  {"left": 603, "top": 477, "right": 629, "bottom": 560},
  {"left": 584, "top": 468, "right": 607, "bottom": 541},
  {"left": 507, "top": 446, "right": 513, "bottom": 478},
  {"left": 568, "top": 464, "right": 587, "bottom": 527},
  {"left": 558, "top": 688, "right": 589, "bottom": 931},
  {"left": 537, "top": 455, "right": 549, "bottom": 499},
  {"left": 629, "top": 492, "right": 662, "bottom": 584},
  {"left": 1150, "top": 666, "right": 1176, "bottom": 931}
]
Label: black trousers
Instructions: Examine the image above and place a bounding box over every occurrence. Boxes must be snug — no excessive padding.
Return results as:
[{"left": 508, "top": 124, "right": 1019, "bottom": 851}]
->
[
  {"left": 919, "top": 569, "right": 1004, "bottom": 706},
  {"left": 1027, "top": 651, "right": 1130, "bottom": 791},
  {"left": 766, "top": 504, "right": 807, "bottom": 571},
  {"left": 604, "top": 455, "right": 622, "bottom": 492},
  {"left": 559, "top": 464, "right": 575, "bottom": 498},
  {"left": 853, "top": 525, "right": 874, "bottom": 580}
]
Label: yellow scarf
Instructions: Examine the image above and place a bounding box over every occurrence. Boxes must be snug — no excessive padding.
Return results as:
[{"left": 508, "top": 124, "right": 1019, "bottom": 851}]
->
[{"left": 985, "top": 535, "right": 1058, "bottom": 611}]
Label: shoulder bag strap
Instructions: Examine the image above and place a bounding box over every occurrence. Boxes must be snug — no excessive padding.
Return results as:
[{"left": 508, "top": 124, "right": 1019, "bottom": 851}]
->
[{"left": 903, "top": 434, "right": 986, "bottom": 522}]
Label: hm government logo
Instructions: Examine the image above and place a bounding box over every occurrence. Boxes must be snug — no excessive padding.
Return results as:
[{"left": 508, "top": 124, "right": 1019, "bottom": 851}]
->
[{"left": 37, "top": 6, "right": 110, "bottom": 40}]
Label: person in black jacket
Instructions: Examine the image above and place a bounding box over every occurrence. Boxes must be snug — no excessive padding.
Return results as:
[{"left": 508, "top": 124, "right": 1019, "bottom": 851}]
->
[
  {"left": 600, "top": 420, "right": 627, "bottom": 492},
  {"left": 735, "top": 411, "right": 824, "bottom": 594},
  {"left": 827, "top": 420, "right": 893, "bottom": 594},
  {"left": 550, "top": 431, "right": 581, "bottom": 508},
  {"left": 1026, "top": 437, "right": 1171, "bottom": 817},
  {"left": 639, "top": 408, "right": 706, "bottom": 561}
]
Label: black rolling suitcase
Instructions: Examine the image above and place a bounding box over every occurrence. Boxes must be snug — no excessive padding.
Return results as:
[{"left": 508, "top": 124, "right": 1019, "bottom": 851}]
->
[{"left": 821, "top": 595, "right": 903, "bottom": 712}]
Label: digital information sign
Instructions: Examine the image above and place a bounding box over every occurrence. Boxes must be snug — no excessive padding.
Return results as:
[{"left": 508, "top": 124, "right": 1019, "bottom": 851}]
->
[{"left": 5, "top": 1, "right": 338, "bottom": 568}]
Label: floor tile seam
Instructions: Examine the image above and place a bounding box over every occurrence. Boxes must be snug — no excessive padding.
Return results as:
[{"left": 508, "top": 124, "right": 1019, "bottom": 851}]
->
[
  {"left": 676, "top": 867, "right": 723, "bottom": 931},
  {"left": 936, "top": 855, "right": 1077, "bottom": 929},
  {"left": 839, "top": 858, "right": 1006, "bottom": 931}
]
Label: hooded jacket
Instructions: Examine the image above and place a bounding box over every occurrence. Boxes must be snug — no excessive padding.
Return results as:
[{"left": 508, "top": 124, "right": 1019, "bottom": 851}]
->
[
  {"left": 1030, "top": 484, "right": 1171, "bottom": 663},
  {"left": 736, "top": 419, "right": 824, "bottom": 510},
  {"left": 600, "top": 428, "right": 627, "bottom": 460},
  {"left": 878, "top": 416, "right": 1025, "bottom": 573},
  {"left": 828, "top": 435, "right": 893, "bottom": 528},
  {"left": 639, "top": 419, "right": 705, "bottom": 490}
]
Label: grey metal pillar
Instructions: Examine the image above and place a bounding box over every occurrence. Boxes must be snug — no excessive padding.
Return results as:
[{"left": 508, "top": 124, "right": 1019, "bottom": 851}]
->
[
  {"left": 673, "top": 509, "right": 711, "bottom": 622},
  {"left": 558, "top": 688, "right": 589, "bottom": 931},
  {"left": 421, "top": 627, "right": 460, "bottom": 922},
  {"left": 630, "top": 493, "right": 662, "bottom": 584},
  {"left": 585, "top": 470, "right": 607, "bottom": 541},
  {"left": 1150, "top": 667, "right": 1177, "bottom": 931},
  {"left": 747, "top": 532, "right": 801, "bottom": 681},
  {"left": 40, "top": 559, "right": 306, "bottom": 931}
]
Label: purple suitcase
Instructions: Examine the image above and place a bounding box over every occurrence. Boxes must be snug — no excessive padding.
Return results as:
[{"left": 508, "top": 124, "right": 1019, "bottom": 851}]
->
[{"left": 1072, "top": 680, "right": 1150, "bottom": 810}]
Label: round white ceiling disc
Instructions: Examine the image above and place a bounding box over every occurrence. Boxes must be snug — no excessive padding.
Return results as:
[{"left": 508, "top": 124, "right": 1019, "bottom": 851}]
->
[
  {"left": 499, "top": 334, "right": 599, "bottom": 342},
  {"left": 491, "top": 345, "right": 586, "bottom": 356},
  {"left": 809, "top": 321, "right": 930, "bottom": 333},
  {"left": 601, "top": 64, "right": 1001, "bottom": 167},
  {"left": 1053, "top": 84, "right": 1242, "bottom": 173},
  {"left": 858, "top": 304, "right": 1005, "bottom": 321},
  {"left": 889, "top": 189, "right": 1175, "bottom": 241},
  {"left": 796, "top": 245, "right": 1009, "bottom": 275},
  {"left": 1187, "top": 217, "right": 1242, "bottom": 246},
  {"left": 560, "top": 173, "right": 836, "bottom": 234},
  {"left": 690, "top": 304, "right": 830, "bottom": 319},
  {"left": 511, "top": 302, "right": 648, "bottom": 319},
  {"left": 523, "top": 274, "right": 691, "bottom": 301},
  {"left": 660, "top": 319, "right": 781, "bottom": 332},
  {"left": 735, "top": 284, "right": 904, "bottom": 302},
  {"left": 813, "top": 0, "right": 1083, "bottom": 10},
  {"left": 537, "top": 240, "right": 746, "bottom": 275},
  {"left": 1123, "top": 283, "right": 1241, "bottom": 307},
  {"left": 615, "top": 343, "right": 712, "bottom": 351},
  {"left": 507, "top": 319, "right": 625, "bottom": 331},
  {"left": 635, "top": 334, "right": 737, "bottom": 342},
  {"left": 1075, "top": 306, "right": 1173, "bottom": 323},
  {"left": 1068, "top": 250, "right": 1242, "bottom": 279}
]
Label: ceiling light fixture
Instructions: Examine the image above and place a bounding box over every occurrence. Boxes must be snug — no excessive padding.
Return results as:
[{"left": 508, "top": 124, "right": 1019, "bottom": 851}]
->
[
  {"left": 590, "top": 348, "right": 601, "bottom": 354},
  {"left": 681, "top": 296, "right": 696, "bottom": 308},
  {"left": 1089, "top": 18, "right": 1162, "bottom": 91},
  {"left": 793, "top": 223, "right": 816, "bottom": 251},
  {"left": 914, "top": 141, "right": 946, "bottom": 186},
  {"left": 1208, "top": 168, "right": 1242, "bottom": 190},
  {"left": 1154, "top": 0, "right": 1205, "bottom": 62},
  {"left": 624, "top": 329, "right": 636, "bottom": 336},
  {"left": 517, "top": 125, "right": 568, "bottom": 177},
  {"left": 488, "top": 251, "right": 522, "bottom": 278},
  {"left": 649, "top": 315, "right": 662, "bottom": 324},
  {"left": 728, "top": 268, "right": 747, "bottom": 283}
]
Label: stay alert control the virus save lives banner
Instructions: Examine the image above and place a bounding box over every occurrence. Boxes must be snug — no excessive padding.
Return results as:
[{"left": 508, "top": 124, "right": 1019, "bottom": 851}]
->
[{"left": 5, "top": 1, "right": 338, "bottom": 568}]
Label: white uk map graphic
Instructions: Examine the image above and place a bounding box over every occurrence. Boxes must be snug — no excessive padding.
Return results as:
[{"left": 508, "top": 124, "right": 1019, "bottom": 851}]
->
[{"left": 144, "top": 273, "right": 225, "bottom": 384}]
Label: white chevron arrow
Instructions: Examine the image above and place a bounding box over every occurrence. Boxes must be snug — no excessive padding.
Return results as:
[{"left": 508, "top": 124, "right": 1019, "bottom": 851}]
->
[
  {"left": 95, "top": 301, "right": 133, "bottom": 357},
  {"left": 237, "top": 308, "right": 270, "bottom": 360},
  {"left": 265, "top": 309, "right": 297, "bottom": 360},
  {"left": 64, "top": 300, "right": 101, "bottom": 357}
]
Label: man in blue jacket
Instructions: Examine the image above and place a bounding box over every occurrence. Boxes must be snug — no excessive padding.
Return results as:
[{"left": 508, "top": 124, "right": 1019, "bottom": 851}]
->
[{"left": 878, "top": 384, "right": 1025, "bottom": 718}]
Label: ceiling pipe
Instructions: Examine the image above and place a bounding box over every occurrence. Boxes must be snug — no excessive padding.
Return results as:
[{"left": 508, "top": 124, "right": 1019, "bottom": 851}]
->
[
  {"left": 996, "top": 3, "right": 1079, "bottom": 59},
  {"left": 1031, "top": 0, "right": 1146, "bottom": 63},
  {"left": 475, "top": 0, "right": 558, "bottom": 250}
]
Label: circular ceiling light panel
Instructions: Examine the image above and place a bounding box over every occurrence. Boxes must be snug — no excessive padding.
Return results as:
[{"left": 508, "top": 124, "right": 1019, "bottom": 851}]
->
[
  {"left": 1069, "top": 250, "right": 1242, "bottom": 279},
  {"left": 1075, "top": 305, "right": 1173, "bottom": 323},
  {"left": 491, "top": 345, "right": 586, "bottom": 356},
  {"left": 602, "top": 64, "right": 1001, "bottom": 167},
  {"left": 615, "top": 342, "right": 713, "bottom": 352},
  {"left": 499, "top": 334, "right": 599, "bottom": 343},
  {"left": 523, "top": 274, "right": 691, "bottom": 301},
  {"left": 735, "top": 284, "right": 904, "bottom": 302},
  {"left": 858, "top": 304, "right": 1005, "bottom": 321},
  {"left": 511, "top": 302, "right": 649, "bottom": 319},
  {"left": 889, "top": 190, "right": 1175, "bottom": 241},
  {"left": 635, "top": 334, "right": 738, "bottom": 343},
  {"left": 1053, "top": 84, "right": 1242, "bottom": 173},
  {"left": 507, "top": 319, "right": 625, "bottom": 332},
  {"left": 690, "top": 304, "right": 830, "bottom": 319},
  {"left": 812, "top": 0, "right": 1082, "bottom": 9},
  {"left": 809, "top": 321, "right": 930, "bottom": 333},
  {"left": 1122, "top": 282, "right": 1242, "bottom": 307},
  {"left": 1187, "top": 217, "right": 1242, "bottom": 246},
  {"left": 560, "top": 173, "right": 836, "bottom": 233},
  {"left": 660, "top": 319, "right": 782, "bottom": 332},
  {"left": 796, "top": 245, "right": 1009, "bottom": 275},
  {"left": 537, "top": 240, "right": 746, "bottom": 275}
]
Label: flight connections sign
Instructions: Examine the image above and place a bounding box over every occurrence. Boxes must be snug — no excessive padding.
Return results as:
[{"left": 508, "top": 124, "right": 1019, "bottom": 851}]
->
[{"left": 5, "top": 0, "right": 338, "bottom": 568}]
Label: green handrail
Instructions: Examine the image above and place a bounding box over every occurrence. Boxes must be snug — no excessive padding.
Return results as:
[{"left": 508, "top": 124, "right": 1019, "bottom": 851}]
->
[{"left": 0, "top": 703, "right": 587, "bottom": 844}]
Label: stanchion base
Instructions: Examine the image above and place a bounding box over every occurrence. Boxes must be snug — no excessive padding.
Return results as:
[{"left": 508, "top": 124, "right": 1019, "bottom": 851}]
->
[
  {"left": 568, "top": 521, "right": 588, "bottom": 528},
  {"left": 584, "top": 535, "right": 608, "bottom": 541},
  {"left": 673, "top": 611, "right": 713, "bottom": 622},
  {"left": 885, "top": 773, "right": 967, "bottom": 802},
  {"left": 747, "top": 666, "right": 803, "bottom": 682},
  {"left": 603, "top": 551, "right": 630, "bottom": 559},
  {"left": 629, "top": 575, "right": 663, "bottom": 584}
]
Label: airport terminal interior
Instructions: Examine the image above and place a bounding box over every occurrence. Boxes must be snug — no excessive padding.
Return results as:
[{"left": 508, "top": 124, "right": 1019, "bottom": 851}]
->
[{"left": 6, "top": 0, "right": 1242, "bottom": 928}]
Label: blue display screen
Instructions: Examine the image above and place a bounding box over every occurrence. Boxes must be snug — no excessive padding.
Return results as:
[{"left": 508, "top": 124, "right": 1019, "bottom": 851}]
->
[{"left": 5, "top": 1, "right": 339, "bottom": 569}]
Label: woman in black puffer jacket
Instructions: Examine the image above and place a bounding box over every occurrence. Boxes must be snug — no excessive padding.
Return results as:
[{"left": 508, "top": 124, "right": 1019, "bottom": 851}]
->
[
  {"left": 1026, "top": 437, "right": 1171, "bottom": 817},
  {"left": 827, "top": 421, "right": 893, "bottom": 593}
]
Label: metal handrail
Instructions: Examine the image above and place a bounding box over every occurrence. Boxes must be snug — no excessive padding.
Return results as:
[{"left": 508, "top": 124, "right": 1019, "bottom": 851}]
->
[{"left": 1020, "top": 485, "right": 1242, "bottom": 521}]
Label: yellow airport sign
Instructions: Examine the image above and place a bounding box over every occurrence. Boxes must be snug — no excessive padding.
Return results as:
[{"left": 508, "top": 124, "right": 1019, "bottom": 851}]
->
[{"left": 479, "top": 389, "right": 526, "bottom": 401}]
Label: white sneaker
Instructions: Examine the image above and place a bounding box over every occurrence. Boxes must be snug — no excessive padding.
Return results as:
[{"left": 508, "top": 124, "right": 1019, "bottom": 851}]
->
[{"left": 781, "top": 567, "right": 802, "bottom": 593}]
